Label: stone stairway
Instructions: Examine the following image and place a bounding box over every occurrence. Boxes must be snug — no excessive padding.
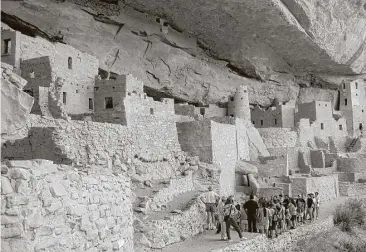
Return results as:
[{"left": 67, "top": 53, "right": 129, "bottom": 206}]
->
[
  {"left": 133, "top": 172, "right": 207, "bottom": 251},
  {"left": 347, "top": 136, "right": 360, "bottom": 152}
]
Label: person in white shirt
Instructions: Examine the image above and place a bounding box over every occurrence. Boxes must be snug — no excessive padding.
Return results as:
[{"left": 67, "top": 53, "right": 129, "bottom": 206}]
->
[{"left": 199, "top": 186, "right": 220, "bottom": 230}]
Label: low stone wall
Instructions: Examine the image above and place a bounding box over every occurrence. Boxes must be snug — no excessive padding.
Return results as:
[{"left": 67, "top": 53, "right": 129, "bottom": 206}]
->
[
  {"left": 211, "top": 216, "right": 334, "bottom": 252},
  {"left": 1, "top": 159, "right": 134, "bottom": 252},
  {"left": 291, "top": 174, "right": 339, "bottom": 202},
  {"left": 143, "top": 199, "right": 206, "bottom": 249},
  {"left": 146, "top": 173, "right": 195, "bottom": 211},
  {"left": 339, "top": 182, "right": 366, "bottom": 196}
]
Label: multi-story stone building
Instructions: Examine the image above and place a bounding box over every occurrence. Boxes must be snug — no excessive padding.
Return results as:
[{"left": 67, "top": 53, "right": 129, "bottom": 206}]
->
[{"left": 339, "top": 79, "right": 366, "bottom": 137}]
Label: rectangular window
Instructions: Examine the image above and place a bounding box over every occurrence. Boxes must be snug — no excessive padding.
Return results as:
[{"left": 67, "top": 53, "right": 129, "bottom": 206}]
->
[
  {"left": 105, "top": 97, "right": 113, "bottom": 109},
  {"left": 89, "top": 98, "right": 93, "bottom": 110},
  {"left": 345, "top": 99, "right": 347, "bottom": 106},
  {"left": 2, "top": 39, "right": 11, "bottom": 55},
  {"left": 360, "top": 123, "right": 363, "bottom": 131},
  {"left": 343, "top": 83, "right": 346, "bottom": 89},
  {"left": 150, "top": 108, "right": 154, "bottom": 115},
  {"left": 274, "top": 119, "right": 277, "bottom": 125},
  {"left": 339, "top": 125, "right": 343, "bottom": 130},
  {"left": 261, "top": 120, "right": 263, "bottom": 126},
  {"left": 355, "top": 82, "right": 358, "bottom": 89},
  {"left": 63, "top": 92, "right": 67, "bottom": 104},
  {"left": 321, "top": 123, "right": 324, "bottom": 130},
  {"left": 252, "top": 121, "right": 255, "bottom": 125}
]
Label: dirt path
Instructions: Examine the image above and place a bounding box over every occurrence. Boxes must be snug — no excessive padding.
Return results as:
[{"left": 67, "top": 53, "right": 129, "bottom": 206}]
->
[{"left": 160, "top": 196, "right": 365, "bottom": 252}]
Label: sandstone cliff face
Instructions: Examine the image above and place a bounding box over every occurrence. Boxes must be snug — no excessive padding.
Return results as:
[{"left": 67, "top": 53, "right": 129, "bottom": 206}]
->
[{"left": 1, "top": 0, "right": 365, "bottom": 106}]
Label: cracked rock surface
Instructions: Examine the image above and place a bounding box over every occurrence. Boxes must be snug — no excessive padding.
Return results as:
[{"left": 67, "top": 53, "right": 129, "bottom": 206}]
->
[{"left": 1, "top": 0, "right": 365, "bottom": 106}]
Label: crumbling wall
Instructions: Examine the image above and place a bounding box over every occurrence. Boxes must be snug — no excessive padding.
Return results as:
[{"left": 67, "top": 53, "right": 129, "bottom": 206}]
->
[
  {"left": 125, "top": 94, "right": 181, "bottom": 161},
  {"left": 1, "top": 160, "right": 134, "bottom": 252},
  {"left": 256, "top": 155, "right": 288, "bottom": 177},
  {"left": 19, "top": 34, "right": 99, "bottom": 115},
  {"left": 1, "top": 118, "right": 133, "bottom": 168},
  {"left": 211, "top": 121, "right": 237, "bottom": 196}
]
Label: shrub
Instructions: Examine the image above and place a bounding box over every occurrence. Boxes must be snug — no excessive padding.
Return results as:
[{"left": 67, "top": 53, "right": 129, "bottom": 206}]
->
[{"left": 334, "top": 199, "right": 366, "bottom": 232}]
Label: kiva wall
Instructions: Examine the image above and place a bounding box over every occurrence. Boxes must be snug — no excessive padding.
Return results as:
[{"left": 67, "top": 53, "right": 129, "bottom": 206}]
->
[{"left": 1, "top": 160, "right": 134, "bottom": 252}]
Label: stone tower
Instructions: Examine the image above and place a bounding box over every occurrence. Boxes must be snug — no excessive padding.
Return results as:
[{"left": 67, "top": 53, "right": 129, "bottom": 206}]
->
[{"left": 228, "top": 85, "right": 251, "bottom": 120}]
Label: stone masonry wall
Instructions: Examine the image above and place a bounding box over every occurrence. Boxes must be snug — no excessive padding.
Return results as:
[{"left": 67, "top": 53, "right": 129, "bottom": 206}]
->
[
  {"left": 211, "top": 121, "right": 237, "bottom": 196},
  {"left": 339, "top": 182, "right": 366, "bottom": 197},
  {"left": 125, "top": 94, "right": 181, "bottom": 161},
  {"left": 1, "top": 159, "right": 134, "bottom": 252},
  {"left": 143, "top": 199, "right": 206, "bottom": 249},
  {"left": 144, "top": 173, "right": 195, "bottom": 211},
  {"left": 1, "top": 117, "right": 133, "bottom": 168},
  {"left": 292, "top": 175, "right": 339, "bottom": 202}
]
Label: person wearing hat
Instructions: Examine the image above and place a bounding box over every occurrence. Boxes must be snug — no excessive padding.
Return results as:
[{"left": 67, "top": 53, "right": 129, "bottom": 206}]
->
[{"left": 199, "top": 186, "right": 220, "bottom": 230}]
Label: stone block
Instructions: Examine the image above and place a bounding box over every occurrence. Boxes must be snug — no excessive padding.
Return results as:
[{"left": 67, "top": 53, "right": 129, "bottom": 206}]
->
[
  {"left": 45, "top": 200, "right": 62, "bottom": 214},
  {"left": 50, "top": 182, "right": 68, "bottom": 197},
  {"left": 112, "top": 239, "right": 125, "bottom": 250},
  {"left": 1, "top": 225, "right": 22, "bottom": 238},
  {"left": 34, "top": 237, "right": 59, "bottom": 252},
  {"left": 6, "top": 194, "right": 29, "bottom": 207},
  {"left": 1, "top": 215, "right": 23, "bottom": 225},
  {"left": 9, "top": 168, "right": 30, "bottom": 180},
  {"left": 27, "top": 211, "right": 44, "bottom": 228},
  {"left": 1, "top": 176, "right": 13, "bottom": 194}
]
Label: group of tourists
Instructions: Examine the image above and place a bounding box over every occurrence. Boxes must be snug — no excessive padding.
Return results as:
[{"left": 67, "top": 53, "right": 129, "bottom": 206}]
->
[{"left": 199, "top": 187, "right": 321, "bottom": 242}]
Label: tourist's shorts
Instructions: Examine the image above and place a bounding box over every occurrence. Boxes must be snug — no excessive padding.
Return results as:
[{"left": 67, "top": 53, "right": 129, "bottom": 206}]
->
[
  {"left": 205, "top": 203, "right": 216, "bottom": 212},
  {"left": 291, "top": 215, "right": 297, "bottom": 221}
]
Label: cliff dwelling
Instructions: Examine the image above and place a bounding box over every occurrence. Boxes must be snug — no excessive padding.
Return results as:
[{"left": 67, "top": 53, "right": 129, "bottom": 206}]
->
[{"left": 1, "top": 1, "right": 366, "bottom": 252}]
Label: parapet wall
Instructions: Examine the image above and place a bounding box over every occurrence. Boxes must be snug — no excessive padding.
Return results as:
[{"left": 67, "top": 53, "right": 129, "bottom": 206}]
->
[{"left": 1, "top": 160, "right": 134, "bottom": 252}]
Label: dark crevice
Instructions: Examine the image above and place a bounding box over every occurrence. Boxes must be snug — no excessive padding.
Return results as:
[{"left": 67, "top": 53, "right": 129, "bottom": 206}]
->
[
  {"left": 1, "top": 11, "right": 65, "bottom": 43},
  {"left": 143, "top": 86, "right": 201, "bottom": 106},
  {"left": 226, "top": 63, "right": 262, "bottom": 81}
]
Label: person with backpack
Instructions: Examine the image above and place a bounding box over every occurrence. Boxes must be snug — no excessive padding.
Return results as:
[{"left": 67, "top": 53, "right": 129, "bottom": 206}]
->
[{"left": 223, "top": 198, "right": 246, "bottom": 242}]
